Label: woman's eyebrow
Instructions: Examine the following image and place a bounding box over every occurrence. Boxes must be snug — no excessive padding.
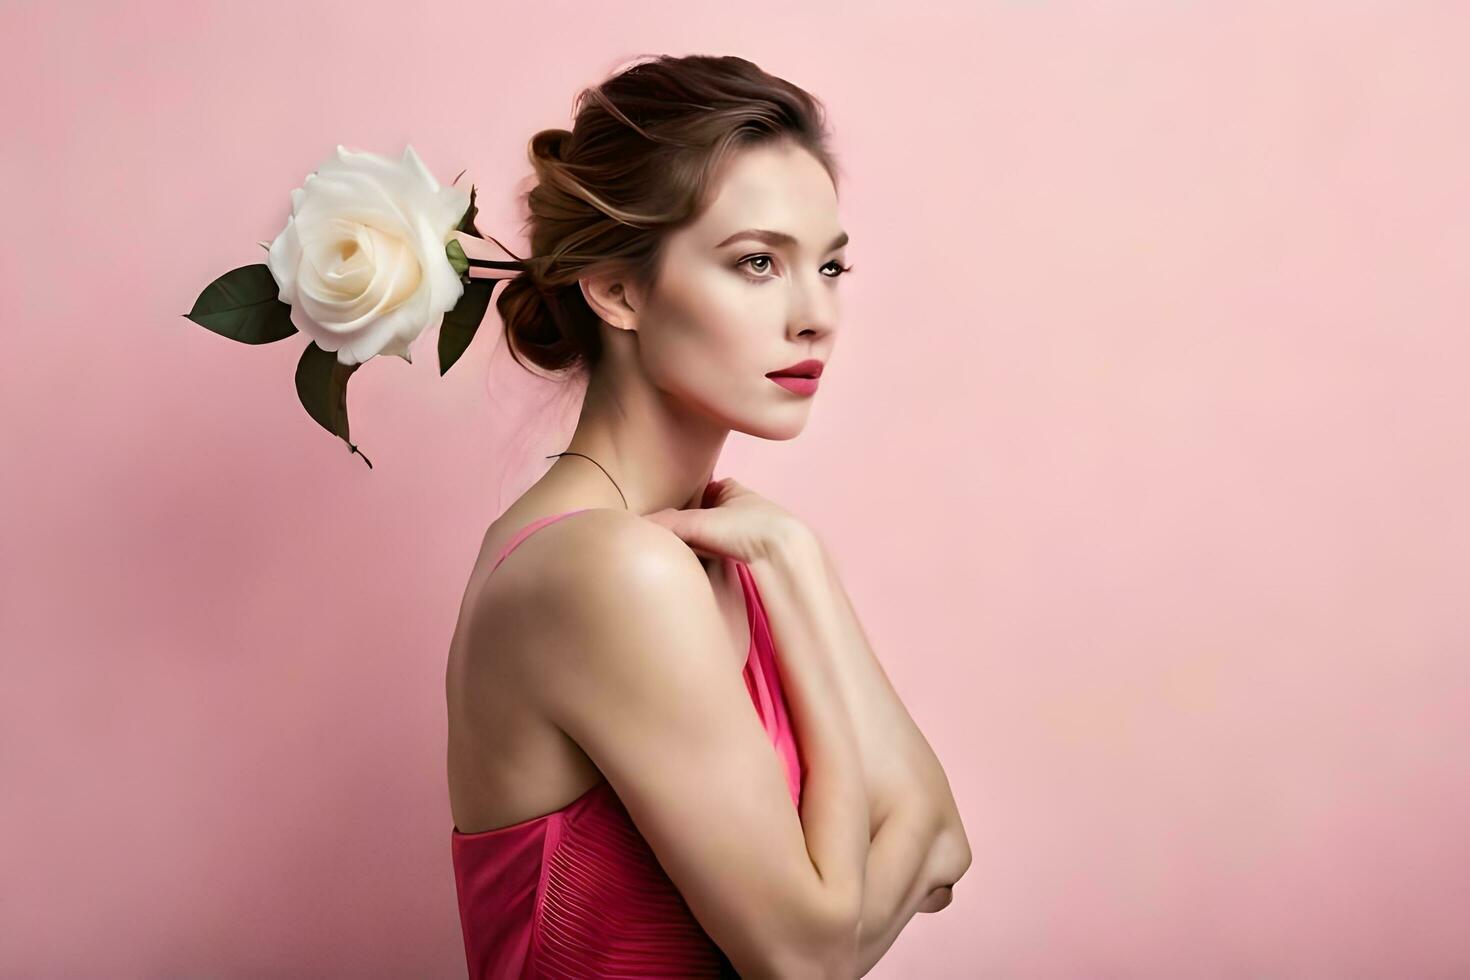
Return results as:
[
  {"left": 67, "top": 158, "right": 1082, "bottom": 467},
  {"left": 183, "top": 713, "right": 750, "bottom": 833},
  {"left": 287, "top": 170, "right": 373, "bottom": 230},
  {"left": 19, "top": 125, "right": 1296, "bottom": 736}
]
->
[{"left": 715, "top": 228, "right": 849, "bottom": 252}]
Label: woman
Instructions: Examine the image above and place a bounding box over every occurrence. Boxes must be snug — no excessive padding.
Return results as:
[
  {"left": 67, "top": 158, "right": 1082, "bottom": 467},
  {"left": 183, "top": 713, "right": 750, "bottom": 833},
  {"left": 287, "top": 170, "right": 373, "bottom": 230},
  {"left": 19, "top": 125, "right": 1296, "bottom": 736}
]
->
[{"left": 445, "top": 54, "right": 971, "bottom": 978}]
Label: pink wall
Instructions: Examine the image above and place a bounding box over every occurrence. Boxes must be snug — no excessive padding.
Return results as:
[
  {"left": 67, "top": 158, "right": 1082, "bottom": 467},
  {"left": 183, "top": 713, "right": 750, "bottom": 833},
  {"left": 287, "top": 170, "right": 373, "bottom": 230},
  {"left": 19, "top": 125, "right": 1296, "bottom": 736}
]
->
[{"left": 4, "top": 2, "right": 1468, "bottom": 976}]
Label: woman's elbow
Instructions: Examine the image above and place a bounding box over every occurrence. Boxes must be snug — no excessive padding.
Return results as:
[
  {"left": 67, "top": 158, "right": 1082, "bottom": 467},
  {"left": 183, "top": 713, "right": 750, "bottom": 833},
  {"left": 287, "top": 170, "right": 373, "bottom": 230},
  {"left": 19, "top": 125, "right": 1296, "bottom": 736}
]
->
[
  {"left": 917, "top": 884, "right": 955, "bottom": 914},
  {"left": 930, "top": 820, "right": 973, "bottom": 891}
]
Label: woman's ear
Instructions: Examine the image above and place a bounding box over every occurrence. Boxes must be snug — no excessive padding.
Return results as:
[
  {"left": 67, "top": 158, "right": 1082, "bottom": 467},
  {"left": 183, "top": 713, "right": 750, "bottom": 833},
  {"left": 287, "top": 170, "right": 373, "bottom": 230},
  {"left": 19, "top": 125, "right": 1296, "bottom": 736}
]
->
[{"left": 579, "top": 272, "right": 640, "bottom": 332}]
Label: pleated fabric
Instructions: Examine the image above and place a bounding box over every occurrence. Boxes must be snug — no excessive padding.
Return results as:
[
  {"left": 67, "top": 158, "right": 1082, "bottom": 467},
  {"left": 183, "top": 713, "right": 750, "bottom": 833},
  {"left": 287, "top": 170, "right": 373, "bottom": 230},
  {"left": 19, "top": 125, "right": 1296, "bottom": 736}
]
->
[{"left": 451, "top": 510, "right": 806, "bottom": 979}]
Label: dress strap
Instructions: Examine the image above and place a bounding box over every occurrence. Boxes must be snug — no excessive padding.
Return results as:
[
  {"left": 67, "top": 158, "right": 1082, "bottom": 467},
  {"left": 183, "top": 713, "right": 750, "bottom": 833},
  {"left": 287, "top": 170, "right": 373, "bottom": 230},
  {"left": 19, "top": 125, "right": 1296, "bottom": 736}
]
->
[{"left": 489, "top": 508, "right": 594, "bottom": 577}]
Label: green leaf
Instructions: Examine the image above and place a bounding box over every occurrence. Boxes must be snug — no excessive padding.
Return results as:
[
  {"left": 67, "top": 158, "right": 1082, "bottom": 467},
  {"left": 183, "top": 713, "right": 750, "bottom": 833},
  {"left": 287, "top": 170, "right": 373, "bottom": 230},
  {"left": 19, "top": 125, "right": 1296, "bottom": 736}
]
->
[
  {"left": 185, "top": 264, "right": 297, "bottom": 344},
  {"left": 445, "top": 237, "right": 469, "bottom": 279},
  {"left": 294, "top": 341, "right": 373, "bottom": 469},
  {"left": 453, "top": 183, "right": 482, "bottom": 238},
  {"left": 438, "top": 277, "right": 495, "bottom": 377}
]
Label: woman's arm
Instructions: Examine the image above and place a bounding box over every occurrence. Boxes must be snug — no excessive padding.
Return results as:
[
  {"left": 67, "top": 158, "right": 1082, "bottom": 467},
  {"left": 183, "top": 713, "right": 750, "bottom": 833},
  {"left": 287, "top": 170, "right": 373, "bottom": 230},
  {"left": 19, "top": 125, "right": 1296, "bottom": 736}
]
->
[
  {"left": 803, "top": 531, "right": 973, "bottom": 971},
  {"left": 743, "top": 526, "right": 876, "bottom": 975},
  {"left": 648, "top": 481, "right": 970, "bottom": 972}
]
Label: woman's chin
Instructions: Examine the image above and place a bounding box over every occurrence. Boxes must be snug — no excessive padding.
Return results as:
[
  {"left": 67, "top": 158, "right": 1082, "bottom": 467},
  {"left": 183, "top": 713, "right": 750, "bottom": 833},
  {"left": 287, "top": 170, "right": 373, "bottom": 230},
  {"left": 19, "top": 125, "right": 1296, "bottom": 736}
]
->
[{"left": 742, "top": 413, "right": 810, "bottom": 442}]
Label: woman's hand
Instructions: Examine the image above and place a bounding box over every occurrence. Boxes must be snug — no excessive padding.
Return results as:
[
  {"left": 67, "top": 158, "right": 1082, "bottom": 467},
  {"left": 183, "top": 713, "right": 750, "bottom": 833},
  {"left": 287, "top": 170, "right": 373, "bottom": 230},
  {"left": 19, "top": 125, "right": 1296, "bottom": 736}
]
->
[{"left": 643, "top": 477, "right": 809, "bottom": 566}]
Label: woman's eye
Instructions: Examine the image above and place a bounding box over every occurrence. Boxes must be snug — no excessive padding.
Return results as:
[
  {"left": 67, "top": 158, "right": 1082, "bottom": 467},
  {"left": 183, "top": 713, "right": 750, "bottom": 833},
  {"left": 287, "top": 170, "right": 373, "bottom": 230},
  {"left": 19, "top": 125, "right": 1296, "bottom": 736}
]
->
[
  {"left": 737, "top": 255, "right": 854, "bottom": 281},
  {"left": 740, "top": 255, "right": 775, "bottom": 277}
]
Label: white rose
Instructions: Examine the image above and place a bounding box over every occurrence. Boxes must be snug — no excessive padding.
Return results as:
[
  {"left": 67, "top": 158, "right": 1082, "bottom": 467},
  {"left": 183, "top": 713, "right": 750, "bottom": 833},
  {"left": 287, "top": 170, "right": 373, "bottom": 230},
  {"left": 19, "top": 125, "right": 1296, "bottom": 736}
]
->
[{"left": 267, "top": 144, "right": 470, "bottom": 366}]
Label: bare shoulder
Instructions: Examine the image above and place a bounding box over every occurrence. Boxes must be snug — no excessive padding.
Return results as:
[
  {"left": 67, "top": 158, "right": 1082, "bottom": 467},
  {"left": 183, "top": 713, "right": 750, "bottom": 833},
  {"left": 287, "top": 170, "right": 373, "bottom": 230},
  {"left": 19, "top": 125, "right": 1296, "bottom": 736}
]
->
[
  {"left": 480, "top": 506, "right": 692, "bottom": 590},
  {"left": 471, "top": 506, "right": 702, "bottom": 639}
]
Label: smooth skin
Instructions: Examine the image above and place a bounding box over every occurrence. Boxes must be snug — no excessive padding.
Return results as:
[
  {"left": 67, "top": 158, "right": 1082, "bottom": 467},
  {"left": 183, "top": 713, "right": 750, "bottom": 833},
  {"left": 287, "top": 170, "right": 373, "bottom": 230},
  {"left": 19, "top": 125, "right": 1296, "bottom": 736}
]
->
[{"left": 445, "top": 139, "right": 968, "bottom": 975}]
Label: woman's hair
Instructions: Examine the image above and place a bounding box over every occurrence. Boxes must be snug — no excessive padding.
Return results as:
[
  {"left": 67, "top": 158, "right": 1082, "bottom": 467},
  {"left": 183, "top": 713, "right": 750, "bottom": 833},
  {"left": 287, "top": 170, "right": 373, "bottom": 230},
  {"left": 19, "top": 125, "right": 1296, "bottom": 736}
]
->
[{"left": 495, "top": 54, "right": 842, "bottom": 377}]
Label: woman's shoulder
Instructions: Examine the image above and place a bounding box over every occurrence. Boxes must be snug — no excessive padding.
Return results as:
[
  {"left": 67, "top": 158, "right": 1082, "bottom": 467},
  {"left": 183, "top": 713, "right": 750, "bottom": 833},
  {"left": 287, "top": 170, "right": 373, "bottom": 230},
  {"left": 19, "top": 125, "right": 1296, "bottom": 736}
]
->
[{"left": 474, "top": 504, "right": 696, "bottom": 614}]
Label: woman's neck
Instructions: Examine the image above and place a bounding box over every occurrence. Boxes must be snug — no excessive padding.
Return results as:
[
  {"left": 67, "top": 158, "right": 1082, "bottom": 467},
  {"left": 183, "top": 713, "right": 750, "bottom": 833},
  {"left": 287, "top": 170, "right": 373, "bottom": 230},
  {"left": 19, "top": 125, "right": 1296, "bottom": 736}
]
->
[{"left": 560, "top": 367, "right": 731, "bottom": 515}]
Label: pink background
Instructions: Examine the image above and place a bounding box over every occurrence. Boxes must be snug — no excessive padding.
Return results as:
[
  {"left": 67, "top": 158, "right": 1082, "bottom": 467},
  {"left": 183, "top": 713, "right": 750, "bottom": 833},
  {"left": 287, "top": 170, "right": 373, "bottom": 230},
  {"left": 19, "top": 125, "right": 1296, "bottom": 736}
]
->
[{"left": 4, "top": 2, "right": 1468, "bottom": 976}]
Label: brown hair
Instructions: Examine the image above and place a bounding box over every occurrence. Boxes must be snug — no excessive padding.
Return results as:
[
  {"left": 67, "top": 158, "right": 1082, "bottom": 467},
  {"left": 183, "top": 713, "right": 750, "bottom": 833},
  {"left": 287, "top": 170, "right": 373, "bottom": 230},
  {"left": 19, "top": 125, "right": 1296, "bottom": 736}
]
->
[{"left": 494, "top": 54, "right": 842, "bottom": 377}]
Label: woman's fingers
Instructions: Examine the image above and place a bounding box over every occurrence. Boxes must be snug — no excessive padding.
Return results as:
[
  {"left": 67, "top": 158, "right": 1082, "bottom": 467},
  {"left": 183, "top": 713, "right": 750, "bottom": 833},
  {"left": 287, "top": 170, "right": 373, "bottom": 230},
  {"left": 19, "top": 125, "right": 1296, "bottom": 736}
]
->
[
  {"left": 644, "top": 508, "right": 721, "bottom": 560},
  {"left": 643, "top": 478, "right": 774, "bottom": 564}
]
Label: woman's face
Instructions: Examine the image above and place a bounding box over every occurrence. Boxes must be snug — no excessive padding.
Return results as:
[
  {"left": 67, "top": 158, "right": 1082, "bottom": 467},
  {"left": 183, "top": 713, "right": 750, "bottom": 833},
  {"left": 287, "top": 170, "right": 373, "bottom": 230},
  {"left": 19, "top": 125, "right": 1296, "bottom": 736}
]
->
[{"left": 634, "top": 141, "right": 849, "bottom": 440}]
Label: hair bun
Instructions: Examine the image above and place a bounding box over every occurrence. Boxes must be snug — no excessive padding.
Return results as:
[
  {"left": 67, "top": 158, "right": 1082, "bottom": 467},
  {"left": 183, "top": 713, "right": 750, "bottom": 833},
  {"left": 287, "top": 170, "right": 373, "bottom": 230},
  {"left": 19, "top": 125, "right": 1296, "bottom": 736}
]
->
[{"left": 530, "top": 128, "right": 572, "bottom": 164}]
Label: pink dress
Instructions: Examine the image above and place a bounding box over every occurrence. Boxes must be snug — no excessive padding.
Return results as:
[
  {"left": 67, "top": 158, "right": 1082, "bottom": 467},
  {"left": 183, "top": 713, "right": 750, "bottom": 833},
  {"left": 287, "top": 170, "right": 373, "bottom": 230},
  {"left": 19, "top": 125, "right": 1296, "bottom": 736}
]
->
[{"left": 451, "top": 508, "right": 806, "bottom": 978}]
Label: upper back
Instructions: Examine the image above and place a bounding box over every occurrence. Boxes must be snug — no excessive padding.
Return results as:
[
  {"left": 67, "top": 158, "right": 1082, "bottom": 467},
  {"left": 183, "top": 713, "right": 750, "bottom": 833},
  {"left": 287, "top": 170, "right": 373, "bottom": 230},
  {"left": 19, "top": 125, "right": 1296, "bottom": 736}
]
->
[{"left": 445, "top": 507, "right": 626, "bottom": 832}]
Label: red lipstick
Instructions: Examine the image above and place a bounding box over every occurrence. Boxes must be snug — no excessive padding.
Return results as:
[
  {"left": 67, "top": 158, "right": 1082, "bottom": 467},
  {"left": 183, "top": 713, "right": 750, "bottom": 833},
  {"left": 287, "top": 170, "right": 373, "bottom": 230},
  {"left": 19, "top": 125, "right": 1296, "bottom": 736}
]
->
[{"left": 766, "top": 358, "right": 824, "bottom": 396}]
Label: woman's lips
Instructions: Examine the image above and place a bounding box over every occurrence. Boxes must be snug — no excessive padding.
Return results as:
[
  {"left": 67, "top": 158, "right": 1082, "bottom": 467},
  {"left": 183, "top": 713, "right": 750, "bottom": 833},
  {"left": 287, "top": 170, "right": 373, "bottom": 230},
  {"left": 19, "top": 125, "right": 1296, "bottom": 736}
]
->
[{"left": 767, "top": 375, "right": 819, "bottom": 396}]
